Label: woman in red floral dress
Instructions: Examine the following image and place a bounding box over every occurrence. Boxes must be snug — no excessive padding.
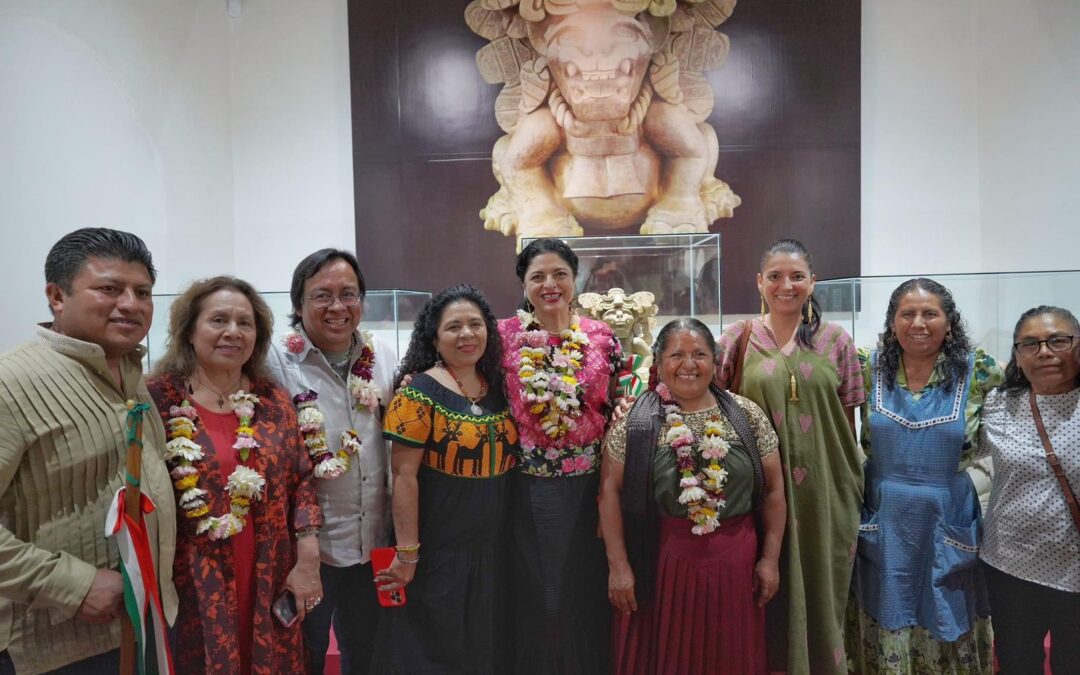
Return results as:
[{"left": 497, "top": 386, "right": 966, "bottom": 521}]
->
[{"left": 148, "top": 276, "right": 322, "bottom": 675}]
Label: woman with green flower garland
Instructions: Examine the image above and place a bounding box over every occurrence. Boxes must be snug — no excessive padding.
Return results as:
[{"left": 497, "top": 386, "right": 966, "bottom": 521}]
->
[
  {"left": 148, "top": 276, "right": 321, "bottom": 675},
  {"left": 600, "top": 318, "right": 785, "bottom": 674},
  {"left": 498, "top": 238, "right": 622, "bottom": 674}
]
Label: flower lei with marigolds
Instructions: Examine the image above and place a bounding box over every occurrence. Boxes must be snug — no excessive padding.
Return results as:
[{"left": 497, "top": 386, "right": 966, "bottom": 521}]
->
[
  {"left": 658, "top": 384, "right": 730, "bottom": 535},
  {"left": 515, "top": 309, "right": 590, "bottom": 440},
  {"left": 294, "top": 389, "right": 362, "bottom": 479},
  {"left": 163, "top": 391, "right": 267, "bottom": 541}
]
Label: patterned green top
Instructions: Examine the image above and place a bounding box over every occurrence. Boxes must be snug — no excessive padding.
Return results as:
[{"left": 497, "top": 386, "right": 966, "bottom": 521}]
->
[{"left": 857, "top": 347, "right": 1004, "bottom": 461}]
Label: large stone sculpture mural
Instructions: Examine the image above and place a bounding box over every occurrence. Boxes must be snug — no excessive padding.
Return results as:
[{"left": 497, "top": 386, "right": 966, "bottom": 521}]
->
[{"left": 467, "top": 0, "right": 741, "bottom": 244}]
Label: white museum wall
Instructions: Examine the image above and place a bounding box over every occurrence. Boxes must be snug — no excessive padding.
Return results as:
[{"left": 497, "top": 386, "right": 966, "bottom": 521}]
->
[
  {"left": 0, "top": 0, "right": 355, "bottom": 351},
  {"left": 852, "top": 0, "right": 1080, "bottom": 357},
  {"left": 227, "top": 0, "right": 356, "bottom": 293},
  {"left": 861, "top": 0, "right": 1080, "bottom": 277},
  {"left": 0, "top": 0, "right": 233, "bottom": 350}
]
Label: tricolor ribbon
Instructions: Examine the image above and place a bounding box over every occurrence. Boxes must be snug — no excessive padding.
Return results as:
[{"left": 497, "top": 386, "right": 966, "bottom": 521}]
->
[
  {"left": 106, "top": 489, "right": 174, "bottom": 675},
  {"left": 617, "top": 353, "right": 648, "bottom": 398}
]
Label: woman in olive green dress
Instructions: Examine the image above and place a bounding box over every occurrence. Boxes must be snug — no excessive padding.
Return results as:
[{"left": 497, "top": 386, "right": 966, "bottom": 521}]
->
[{"left": 715, "top": 239, "right": 865, "bottom": 675}]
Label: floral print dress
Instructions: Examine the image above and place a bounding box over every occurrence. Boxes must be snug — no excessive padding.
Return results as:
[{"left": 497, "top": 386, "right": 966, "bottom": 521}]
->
[{"left": 148, "top": 374, "right": 321, "bottom": 675}]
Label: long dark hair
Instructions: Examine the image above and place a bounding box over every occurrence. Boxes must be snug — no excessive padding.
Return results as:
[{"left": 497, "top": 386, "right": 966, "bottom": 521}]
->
[
  {"left": 877, "top": 278, "right": 971, "bottom": 391},
  {"left": 760, "top": 239, "right": 821, "bottom": 349},
  {"left": 1000, "top": 305, "right": 1080, "bottom": 392},
  {"left": 394, "top": 284, "right": 503, "bottom": 392}
]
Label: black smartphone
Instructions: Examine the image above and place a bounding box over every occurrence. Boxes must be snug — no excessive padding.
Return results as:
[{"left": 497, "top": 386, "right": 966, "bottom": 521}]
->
[{"left": 272, "top": 590, "right": 298, "bottom": 627}]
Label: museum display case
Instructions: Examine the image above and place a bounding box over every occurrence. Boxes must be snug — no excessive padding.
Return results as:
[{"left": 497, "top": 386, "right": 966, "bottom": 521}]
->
[
  {"left": 144, "top": 289, "right": 431, "bottom": 367},
  {"left": 524, "top": 233, "right": 722, "bottom": 336},
  {"left": 814, "top": 270, "right": 1080, "bottom": 360}
]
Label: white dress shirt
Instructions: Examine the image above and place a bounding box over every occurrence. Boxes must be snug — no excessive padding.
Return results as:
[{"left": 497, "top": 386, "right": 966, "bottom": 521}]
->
[{"left": 267, "top": 328, "right": 398, "bottom": 567}]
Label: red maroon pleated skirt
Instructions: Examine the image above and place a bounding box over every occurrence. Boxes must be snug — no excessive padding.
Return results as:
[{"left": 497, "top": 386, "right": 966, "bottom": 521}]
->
[{"left": 612, "top": 514, "right": 766, "bottom": 675}]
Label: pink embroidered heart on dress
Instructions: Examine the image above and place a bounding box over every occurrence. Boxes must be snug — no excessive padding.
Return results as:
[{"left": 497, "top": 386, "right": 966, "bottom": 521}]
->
[
  {"left": 799, "top": 362, "right": 814, "bottom": 380},
  {"left": 799, "top": 414, "right": 813, "bottom": 433},
  {"left": 793, "top": 467, "right": 808, "bottom": 485},
  {"left": 761, "top": 359, "right": 777, "bottom": 375},
  {"left": 772, "top": 410, "right": 785, "bottom": 426}
]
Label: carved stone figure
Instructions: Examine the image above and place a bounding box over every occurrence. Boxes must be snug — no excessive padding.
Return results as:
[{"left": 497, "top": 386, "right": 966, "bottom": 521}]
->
[
  {"left": 466, "top": 0, "right": 741, "bottom": 244},
  {"left": 578, "top": 287, "right": 657, "bottom": 391}
]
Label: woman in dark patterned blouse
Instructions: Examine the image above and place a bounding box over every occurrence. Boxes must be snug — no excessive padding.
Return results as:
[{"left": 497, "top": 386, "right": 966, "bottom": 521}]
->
[
  {"left": 374, "top": 284, "right": 518, "bottom": 674},
  {"left": 148, "top": 276, "right": 321, "bottom": 675}
]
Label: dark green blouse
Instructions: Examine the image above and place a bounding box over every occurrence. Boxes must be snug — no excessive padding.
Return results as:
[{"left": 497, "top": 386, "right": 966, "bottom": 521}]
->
[{"left": 604, "top": 397, "right": 778, "bottom": 519}]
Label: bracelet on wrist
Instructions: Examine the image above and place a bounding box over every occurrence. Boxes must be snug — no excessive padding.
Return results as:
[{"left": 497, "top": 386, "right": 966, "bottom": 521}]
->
[
  {"left": 295, "top": 526, "right": 319, "bottom": 540},
  {"left": 396, "top": 551, "right": 420, "bottom": 565},
  {"left": 394, "top": 542, "right": 421, "bottom": 553}
]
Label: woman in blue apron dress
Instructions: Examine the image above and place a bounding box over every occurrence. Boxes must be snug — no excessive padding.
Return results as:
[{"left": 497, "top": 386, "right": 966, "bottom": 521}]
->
[{"left": 847, "top": 278, "right": 1002, "bottom": 674}]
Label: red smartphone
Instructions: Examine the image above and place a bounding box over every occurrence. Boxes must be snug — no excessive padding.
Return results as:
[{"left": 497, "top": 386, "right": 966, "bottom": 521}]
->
[
  {"left": 272, "top": 590, "right": 299, "bottom": 627},
  {"left": 371, "top": 546, "right": 407, "bottom": 607}
]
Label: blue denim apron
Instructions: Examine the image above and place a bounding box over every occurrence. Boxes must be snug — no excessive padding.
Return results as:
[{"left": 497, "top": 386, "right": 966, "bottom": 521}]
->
[{"left": 855, "top": 351, "right": 984, "bottom": 641}]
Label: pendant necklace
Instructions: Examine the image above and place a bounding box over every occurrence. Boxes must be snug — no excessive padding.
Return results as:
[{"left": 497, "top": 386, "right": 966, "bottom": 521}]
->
[
  {"left": 778, "top": 345, "right": 800, "bottom": 403},
  {"left": 440, "top": 363, "right": 488, "bottom": 415},
  {"left": 190, "top": 373, "right": 244, "bottom": 408}
]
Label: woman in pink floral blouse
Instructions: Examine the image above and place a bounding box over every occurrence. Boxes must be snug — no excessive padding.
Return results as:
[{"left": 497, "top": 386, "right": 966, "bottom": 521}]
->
[{"left": 498, "top": 238, "right": 622, "bottom": 674}]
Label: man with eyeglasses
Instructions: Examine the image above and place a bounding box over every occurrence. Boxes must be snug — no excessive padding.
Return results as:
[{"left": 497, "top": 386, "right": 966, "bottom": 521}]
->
[{"left": 266, "top": 249, "right": 397, "bottom": 675}]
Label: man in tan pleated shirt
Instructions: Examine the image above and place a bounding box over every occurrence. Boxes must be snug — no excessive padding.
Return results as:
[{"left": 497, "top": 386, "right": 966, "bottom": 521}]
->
[{"left": 0, "top": 228, "right": 177, "bottom": 675}]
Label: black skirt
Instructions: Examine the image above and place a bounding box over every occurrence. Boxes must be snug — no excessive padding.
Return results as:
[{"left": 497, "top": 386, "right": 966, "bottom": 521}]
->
[
  {"left": 511, "top": 471, "right": 611, "bottom": 675},
  {"left": 371, "top": 465, "right": 511, "bottom": 674}
]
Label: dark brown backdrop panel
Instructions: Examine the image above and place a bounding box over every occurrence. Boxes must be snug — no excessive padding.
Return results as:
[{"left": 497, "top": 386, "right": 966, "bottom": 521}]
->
[{"left": 348, "top": 0, "right": 860, "bottom": 318}]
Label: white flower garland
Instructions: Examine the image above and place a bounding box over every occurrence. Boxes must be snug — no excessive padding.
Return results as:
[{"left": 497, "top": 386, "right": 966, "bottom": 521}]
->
[
  {"left": 164, "top": 391, "right": 267, "bottom": 541},
  {"left": 662, "top": 393, "right": 731, "bottom": 535},
  {"left": 514, "top": 309, "right": 589, "bottom": 440},
  {"left": 283, "top": 329, "right": 379, "bottom": 478}
]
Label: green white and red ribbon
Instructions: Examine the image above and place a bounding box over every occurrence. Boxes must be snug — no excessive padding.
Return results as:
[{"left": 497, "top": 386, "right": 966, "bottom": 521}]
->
[
  {"left": 106, "top": 488, "right": 175, "bottom": 675},
  {"left": 617, "top": 353, "right": 648, "bottom": 398}
]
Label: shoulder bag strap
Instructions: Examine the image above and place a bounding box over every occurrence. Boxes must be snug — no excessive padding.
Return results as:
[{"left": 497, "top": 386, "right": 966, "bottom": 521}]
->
[
  {"left": 712, "top": 385, "right": 765, "bottom": 509},
  {"left": 729, "top": 319, "right": 752, "bottom": 395},
  {"left": 1029, "top": 389, "right": 1080, "bottom": 537}
]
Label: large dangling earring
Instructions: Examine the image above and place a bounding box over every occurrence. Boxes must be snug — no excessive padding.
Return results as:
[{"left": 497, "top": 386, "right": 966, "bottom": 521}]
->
[
  {"left": 760, "top": 295, "right": 767, "bottom": 321},
  {"left": 806, "top": 300, "right": 814, "bottom": 324},
  {"left": 523, "top": 290, "right": 535, "bottom": 315}
]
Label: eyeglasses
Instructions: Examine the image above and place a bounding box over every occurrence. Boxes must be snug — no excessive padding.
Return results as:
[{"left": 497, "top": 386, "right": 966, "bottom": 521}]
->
[
  {"left": 1013, "top": 335, "right": 1077, "bottom": 357},
  {"left": 305, "top": 292, "right": 361, "bottom": 309}
]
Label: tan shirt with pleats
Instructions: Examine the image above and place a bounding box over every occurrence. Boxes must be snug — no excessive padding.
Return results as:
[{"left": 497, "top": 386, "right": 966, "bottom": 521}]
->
[{"left": 0, "top": 326, "right": 177, "bottom": 674}]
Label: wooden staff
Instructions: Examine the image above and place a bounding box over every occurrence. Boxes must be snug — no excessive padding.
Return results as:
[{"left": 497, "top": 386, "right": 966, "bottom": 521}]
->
[{"left": 120, "top": 400, "right": 148, "bottom": 675}]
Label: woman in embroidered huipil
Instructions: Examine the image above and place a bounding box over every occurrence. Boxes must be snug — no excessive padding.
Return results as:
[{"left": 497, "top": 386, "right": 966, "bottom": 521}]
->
[
  {"left": 373, "top": 285, "right": 518, "bottom": 673},
  {"left": 846, "top": 279, "right": 1002, "bottom": 675},
  {"left": 148, "top": 277, "right": 322, "bottom": 675},
  {"left": 977, "top": 305, "right": 1080, "bottom": 674},
  {"left": 498, "top": 238, "right": 620, "bottom": 674},
  {"left": 714, "top": 239, "right": 865, "bottom": 675}
]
